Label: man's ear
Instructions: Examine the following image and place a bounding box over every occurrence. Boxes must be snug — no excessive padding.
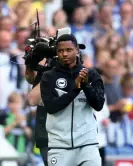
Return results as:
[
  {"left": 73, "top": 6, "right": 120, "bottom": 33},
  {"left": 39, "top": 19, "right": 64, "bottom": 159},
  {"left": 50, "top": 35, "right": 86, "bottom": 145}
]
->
[{"left": 76, "top": 47, "right": 79, "bottom": 55}]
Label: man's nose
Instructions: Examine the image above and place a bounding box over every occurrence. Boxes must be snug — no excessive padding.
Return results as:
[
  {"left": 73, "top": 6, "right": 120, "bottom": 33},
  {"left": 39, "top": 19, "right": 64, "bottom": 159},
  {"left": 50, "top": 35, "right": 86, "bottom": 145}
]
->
[{"left": 62, "top": 51, "right": 68, "bottom": 57}]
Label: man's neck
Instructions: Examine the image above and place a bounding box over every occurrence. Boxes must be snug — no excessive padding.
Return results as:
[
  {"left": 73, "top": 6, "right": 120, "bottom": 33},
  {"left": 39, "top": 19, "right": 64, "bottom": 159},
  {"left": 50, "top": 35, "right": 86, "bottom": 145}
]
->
[
  {"left": 62, "top": 63, "right": 76, "bottom": 69},
  {"left": 68, "top": 64, "right": 76, "bottom": 69},
  {"left": 68, "top": 60, "right": 77, "bottom": 69}
]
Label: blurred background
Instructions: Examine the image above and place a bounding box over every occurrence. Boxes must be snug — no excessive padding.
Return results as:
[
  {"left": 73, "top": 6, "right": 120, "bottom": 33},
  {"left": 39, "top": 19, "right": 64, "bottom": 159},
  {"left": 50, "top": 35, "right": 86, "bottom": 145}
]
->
[{"left": 0, "top": 0, "right": 133, "bottom": 166}]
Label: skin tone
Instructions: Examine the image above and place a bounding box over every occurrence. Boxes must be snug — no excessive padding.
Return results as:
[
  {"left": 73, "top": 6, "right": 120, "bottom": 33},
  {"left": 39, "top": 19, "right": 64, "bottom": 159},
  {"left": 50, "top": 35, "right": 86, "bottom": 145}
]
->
[
  {"left": 56, "top": 40, "right": 88, "bottom": 88},
  {"left": 99, "top": 5, "right": 112, "bottom": 28},
  {"left": 25, "top": 67, "right": 37, "bottom": 84},
  {"left": 52, "top": 10, "right": 68, "bottom": 29},
  {"left": 72, "top": 7, "right": 88, "bottom": 27},
  {"left": 120, "top": 2, "right": 133, "bottom": 24},
  {"left": 56, "top": 41, "right": 78, "bottom": 68},
  {"left": 0, "top": 30, "right": 12, "bottom": 50}
]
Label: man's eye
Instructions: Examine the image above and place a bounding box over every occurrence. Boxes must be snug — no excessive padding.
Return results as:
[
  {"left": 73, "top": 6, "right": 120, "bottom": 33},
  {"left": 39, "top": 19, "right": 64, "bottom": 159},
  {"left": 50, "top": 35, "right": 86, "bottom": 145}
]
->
[
  {"left": 67, "top": 49, "right": 72, "bottom": 52},
  {"left": 58, "top": 50, "right": 63, "bottom": 53}
]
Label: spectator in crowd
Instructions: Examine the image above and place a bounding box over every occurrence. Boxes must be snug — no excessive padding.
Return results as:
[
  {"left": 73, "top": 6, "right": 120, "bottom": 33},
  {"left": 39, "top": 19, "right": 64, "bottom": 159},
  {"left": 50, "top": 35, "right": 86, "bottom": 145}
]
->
[
  {"left": 113, "top": 45, "right": 127, "bottom": 78},
  {"left": 107, "top": 33, "right": 122, "bottom": 54},
  {"left": 13, "top": 0, "right": 35, "bottom": 28},
  {"left": 71, "top": 6, "right": 89, "bottom": 32},
  {"left": 3, "top": 92, "right": 32, "bottom": 153},
  {"left": 10, "top": 27, "right": 31, "bottom": 91},
  {"left": 93, "top": 1, "right": 114, "bottom": 51},
  {"left": 120, "top": 73, "right": 133, "bottom": 120},
  {"left": 101, "top": 59, "right": 124, "bottom": 122},
  {"left": 106, "top": 73, "right": 133, "bottom": 148},
  {"left": 0, "top": 15, "right": 15, "bottom": 32},
  {"left": 71, "top": 6, "right": 95, "bottom": 66},
  {"left": 117, "top": 1, "right": 133, "bottom": 45},
  {"left": 95, "top": 49, "right": 111, "bottom": 68},
  {"left": 106, "top": 0, "right": 121, "bottom": 30},
  {"left": 78, "top": 0, "right": 97, "bottom": 25},
  {"left": 0, "top": 30, "right": 17, "bottom": 111},
  {"left": 52, "top": 9, "right": 69, "bottom": 29},
  {"left": 10, "top": 27, "right": 30, "bottom": 61}
]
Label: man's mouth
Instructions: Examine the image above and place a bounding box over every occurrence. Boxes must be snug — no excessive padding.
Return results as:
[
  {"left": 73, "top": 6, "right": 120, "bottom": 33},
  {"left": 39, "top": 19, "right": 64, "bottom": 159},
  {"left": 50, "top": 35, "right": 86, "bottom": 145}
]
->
[{"left": 63, "top": 58, "right": 69, "bottom": 61}]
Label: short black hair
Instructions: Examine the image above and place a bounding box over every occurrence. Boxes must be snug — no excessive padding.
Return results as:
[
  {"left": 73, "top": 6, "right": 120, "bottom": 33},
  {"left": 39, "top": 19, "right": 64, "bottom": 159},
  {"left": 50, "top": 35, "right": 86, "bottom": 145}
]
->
[{"left": 56, "top": 34, "right": 78, "bottom": 47}]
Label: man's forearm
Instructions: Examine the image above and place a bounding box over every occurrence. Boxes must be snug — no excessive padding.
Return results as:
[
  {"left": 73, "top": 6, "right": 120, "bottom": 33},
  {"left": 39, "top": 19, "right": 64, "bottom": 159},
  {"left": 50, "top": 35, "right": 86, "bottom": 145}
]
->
[
  {"left": 25, "top": 66, "right": 37, "bottom": 84},
  {"left": 41, "top": 77, "right": 80, "bottom": 114},
  {"left": 82, "top": 81, "right": 105, "bottom": 111},
  {"left": 28, "top": 83, "right": 41, "bottom": 106}
]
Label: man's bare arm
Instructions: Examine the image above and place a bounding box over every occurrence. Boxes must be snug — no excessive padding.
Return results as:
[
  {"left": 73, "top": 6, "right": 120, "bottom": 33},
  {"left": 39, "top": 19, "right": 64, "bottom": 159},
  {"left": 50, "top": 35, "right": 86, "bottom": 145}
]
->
[
  {"left": 25, "top": 66, "right": 37, "bottom": 84},
  {"left": 28, "top": 83, "right": 41, "bottom": 106}
]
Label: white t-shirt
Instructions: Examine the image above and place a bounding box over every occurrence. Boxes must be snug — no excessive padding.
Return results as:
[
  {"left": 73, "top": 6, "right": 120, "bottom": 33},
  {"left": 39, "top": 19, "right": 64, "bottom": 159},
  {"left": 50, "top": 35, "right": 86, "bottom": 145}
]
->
[{"left": 0, "top": 53, "right": 17, "bottom": 109}]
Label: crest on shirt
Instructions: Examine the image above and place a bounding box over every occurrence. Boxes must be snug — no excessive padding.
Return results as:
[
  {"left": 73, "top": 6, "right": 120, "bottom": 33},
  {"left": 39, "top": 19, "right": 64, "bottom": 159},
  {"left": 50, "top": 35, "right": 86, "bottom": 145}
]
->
[{"left": 56, "top": 78, "right": 67, "bottom": 89}]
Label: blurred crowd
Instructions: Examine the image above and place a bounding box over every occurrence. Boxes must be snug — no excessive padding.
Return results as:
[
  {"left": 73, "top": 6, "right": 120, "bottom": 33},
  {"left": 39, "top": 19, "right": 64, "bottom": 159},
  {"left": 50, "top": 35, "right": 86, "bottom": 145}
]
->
[{"left": 1, "top": 0, "right": 133, "bottom": 165}]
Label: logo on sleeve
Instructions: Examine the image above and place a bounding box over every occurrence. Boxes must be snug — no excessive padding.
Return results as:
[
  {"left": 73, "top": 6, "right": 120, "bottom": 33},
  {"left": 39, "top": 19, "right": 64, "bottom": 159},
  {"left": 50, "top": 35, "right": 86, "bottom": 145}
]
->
[{"left": 56, "top": 78, "right": 67, "bottom": 89}]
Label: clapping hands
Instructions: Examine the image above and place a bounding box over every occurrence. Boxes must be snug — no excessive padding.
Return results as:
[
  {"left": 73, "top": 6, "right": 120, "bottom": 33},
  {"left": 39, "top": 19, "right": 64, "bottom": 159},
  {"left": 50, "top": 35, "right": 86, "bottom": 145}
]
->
[{"left": 75, "top": 68, "right": 88, "bottom": 88}]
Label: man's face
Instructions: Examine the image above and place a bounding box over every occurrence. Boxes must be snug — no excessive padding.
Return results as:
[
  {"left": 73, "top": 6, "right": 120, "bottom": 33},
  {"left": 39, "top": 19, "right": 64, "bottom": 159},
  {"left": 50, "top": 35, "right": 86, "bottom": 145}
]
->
[
  {"left": 0, "top": 31, "right": 12, "bottom": 49},
  {"left": 120, "top": 3, "right": 133, "bottom": 20},
  {"left": 56, "top": 41, "right": 78, "bottom": 68},
  {"left": 99, "top": 6, "right": 112, "bottom": 25},
  {"left": 0, "top": 18, "right": 13, "bottom": 32},
  {"left": 16, "top": 30, "right": 30, "bottom": 50},
  {"left": 8, "top": 101, "right": 22, "bottom": 114},
  {"left": 104, "top": 60, "right": 118, "bottom": 78},
  {"left": 73, "top": 7, "right": 87, "bottom": 25}
]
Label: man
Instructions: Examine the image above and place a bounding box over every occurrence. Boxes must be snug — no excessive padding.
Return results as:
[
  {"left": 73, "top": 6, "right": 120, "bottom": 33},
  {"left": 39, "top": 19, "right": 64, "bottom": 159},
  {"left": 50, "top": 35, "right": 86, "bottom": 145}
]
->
[
  {"left": 0, "top": 30, "right": 21, "bottom": 124},
  {"left": 40, "top": 34, "right": 105, "bottom": 166},
  {"left": 26, "top": 59, "right": 48, "bottom": 166},
  {"left": 27, "top": 38, "right": 86, "bottom": 166}
]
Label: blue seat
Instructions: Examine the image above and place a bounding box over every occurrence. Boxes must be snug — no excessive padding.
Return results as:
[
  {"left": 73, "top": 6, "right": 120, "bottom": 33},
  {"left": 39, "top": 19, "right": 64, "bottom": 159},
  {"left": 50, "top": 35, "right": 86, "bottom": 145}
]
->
[
  {"left": 117, "top": 146, "right": 133, "bottom": 155},
  {"left": 105, "top": 146, "right": 117, "bottom": 155},
  {"left": 105, "top": 145, "right": 133, "bottom": 155}
]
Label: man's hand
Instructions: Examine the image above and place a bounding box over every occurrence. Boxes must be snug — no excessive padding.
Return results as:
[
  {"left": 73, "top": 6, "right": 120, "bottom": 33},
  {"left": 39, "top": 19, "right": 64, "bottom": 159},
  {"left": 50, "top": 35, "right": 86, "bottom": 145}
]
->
[
  {"left": 39, "top": 58, "right": 47, "bottom": 66},
  {"left": 25, "top": 58, "right": 47, "bottom": 84},
  {"left": 75, "top": 76, "right": 82, "bottom": 88},
  {"left": 15, "top": 114, "right": 26, "bottom": 127},
  {"left": 25, "top": 67, "right": 37, "bottom": 84},
  {"left": 75, "top": 68, "right": 88, "bottom": 88},
  {"left": 80, "top": 68, "right": 88, "bottom": 85}
]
